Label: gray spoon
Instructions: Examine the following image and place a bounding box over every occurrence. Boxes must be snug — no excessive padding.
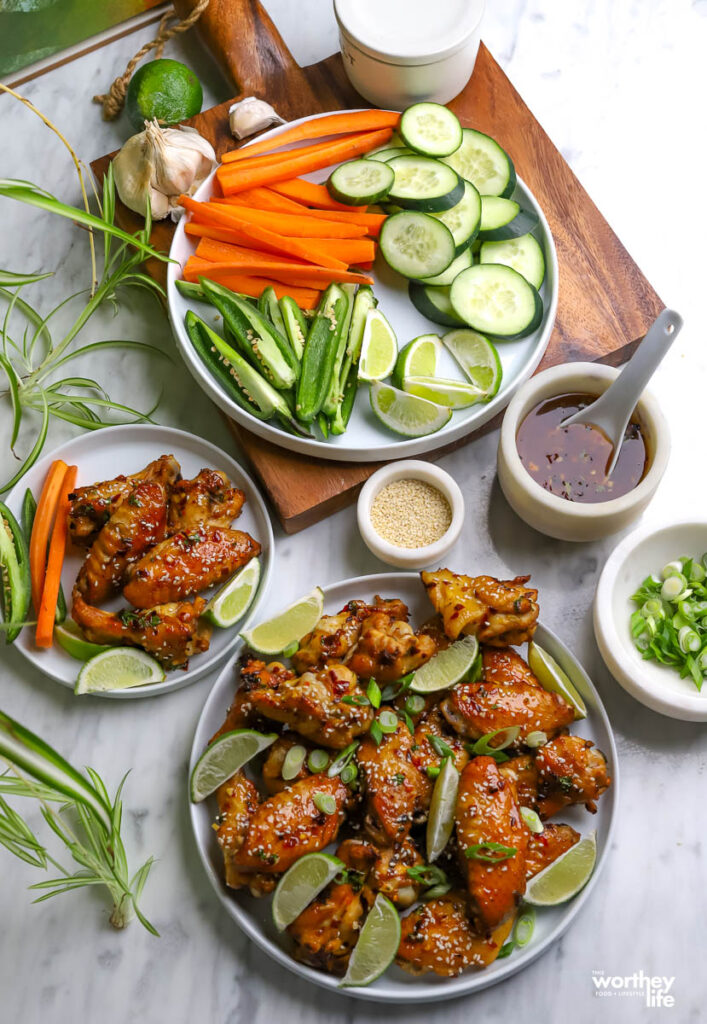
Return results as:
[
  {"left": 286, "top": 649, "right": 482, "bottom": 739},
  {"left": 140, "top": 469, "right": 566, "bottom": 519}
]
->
[{"left": 562, "top": 307, "right": 683, "bottom": 475}]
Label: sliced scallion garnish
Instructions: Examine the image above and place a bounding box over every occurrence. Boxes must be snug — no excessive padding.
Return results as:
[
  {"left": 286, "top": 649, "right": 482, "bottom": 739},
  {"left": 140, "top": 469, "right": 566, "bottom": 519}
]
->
[
  {"left": 307, "top": 749, "right": 329, "bottom": 773},
  {"left": 282, "top": 744, "right": 307, "bottom": 781},
  {"left": 313, "top": 791, "right": 337, "bottom": 815}
]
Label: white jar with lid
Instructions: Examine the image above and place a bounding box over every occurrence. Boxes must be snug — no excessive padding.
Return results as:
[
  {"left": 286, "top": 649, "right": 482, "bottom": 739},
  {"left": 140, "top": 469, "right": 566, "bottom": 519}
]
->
[{"left": 334, "top": 0, "right": 485, "bottom": 111}]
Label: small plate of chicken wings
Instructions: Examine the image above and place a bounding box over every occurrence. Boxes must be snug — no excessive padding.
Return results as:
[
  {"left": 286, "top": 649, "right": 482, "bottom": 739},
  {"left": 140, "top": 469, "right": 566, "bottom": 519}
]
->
[
  {"left": 6, "top": 425, "right": 273, "bottom": 697},
  {"left": 189, "top": 570, "right": 617, "bottom": 1001}
]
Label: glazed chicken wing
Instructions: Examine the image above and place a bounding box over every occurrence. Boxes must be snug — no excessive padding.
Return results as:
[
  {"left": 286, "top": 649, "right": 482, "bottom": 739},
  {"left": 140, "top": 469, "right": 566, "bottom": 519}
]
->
[
  {"left": 482, "top": 646, "right": 540, "bottom": 688},
  {"left": 346, "top": 611, "right": 437, "bottom": 682},
  {"left": 292, "top": 597, "right": 409, "bottom": 674},
  {"left": 71, "top": 591, "right": 210, "bottom": 669},
  {"left": 122, "top": 526, "right": 260, "bottom": 608},
  {"left": 210, "top": 660, "right": 294, "bottom": 742},
  {"left": 498, "top": 754, "right": 540, "bottom": 809},
  {"left": 216, "top": 771, "right": 261, "bottom": 890},
  {"left": 288, "top": 880, "right": 365, "bottom": 974},
  {"left": 168, "top": 468, "right": 244, "bottom": 532},
  {"left": 455, "top": 756, "right": 529, "bottom": 931},
  {"left": 409, "top": 706, "right": 469, "bottom": 811},
  {"left": 397, "top": 891, "right": 515, "bottom": 976},
  {"left": 335, "top": 837, "right": 424, "bottom": 909},
  {"left": 525, "top": 823, "right": 580, "bottom": 878},
  {"left": 422, "top": 569, "right": 539, "bottom": 646},
  {"left": 534, "top": 734, "right": 611, "bottom": 817},
  {"left": 356, "top": 722, "right": 429, "bottom": 843},
  {"left": 262, "top": 735, "right": 312, "bottom": 794}
]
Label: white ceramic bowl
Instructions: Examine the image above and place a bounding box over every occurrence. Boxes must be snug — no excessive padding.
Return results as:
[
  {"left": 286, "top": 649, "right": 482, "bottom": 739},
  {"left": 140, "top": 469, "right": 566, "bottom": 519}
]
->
[
  {"left": 594, "top": 520, "right": 707, "bottom": 721},
  {"left": 497, "top": 362, "right": 670, "bottom": 542},
  {"left": 357, "top": 460, "right": 464, "bottom": 568}
]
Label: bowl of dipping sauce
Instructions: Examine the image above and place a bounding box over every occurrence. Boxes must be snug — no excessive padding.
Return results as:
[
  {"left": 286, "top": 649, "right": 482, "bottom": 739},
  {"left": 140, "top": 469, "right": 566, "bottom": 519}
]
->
[
  {"left": 497, "top": 362, "right": 670, "bottom": 542},
  {"left": 357, "top": 460, "right": 464, "bottom": 568}
]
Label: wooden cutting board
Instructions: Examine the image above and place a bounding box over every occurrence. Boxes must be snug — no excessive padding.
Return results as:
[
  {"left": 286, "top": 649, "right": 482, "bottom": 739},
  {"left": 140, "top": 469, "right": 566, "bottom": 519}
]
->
[{"left": 91, "top": 0, "right": 663, "bottom": 533}]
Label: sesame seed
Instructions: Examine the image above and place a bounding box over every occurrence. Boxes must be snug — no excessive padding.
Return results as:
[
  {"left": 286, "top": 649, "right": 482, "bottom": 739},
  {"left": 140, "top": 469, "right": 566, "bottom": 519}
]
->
[{"left": 370, "top": 479, "right": 452, "bottom": 549}]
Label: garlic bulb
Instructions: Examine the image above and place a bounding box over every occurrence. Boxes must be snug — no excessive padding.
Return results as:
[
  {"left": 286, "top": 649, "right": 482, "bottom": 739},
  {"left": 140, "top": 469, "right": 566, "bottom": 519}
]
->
[
  {"left": 229, "top": 96, "right": 285, "bottom": 139},
  {"left": 112, "top": 119, "right": 216, "bottom": 221}
]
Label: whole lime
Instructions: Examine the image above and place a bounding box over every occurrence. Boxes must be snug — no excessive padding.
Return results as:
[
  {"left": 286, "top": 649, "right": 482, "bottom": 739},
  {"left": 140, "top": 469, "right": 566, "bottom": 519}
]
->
[{"left": 125, "top": 58, "right": 203, "bottom": 131}]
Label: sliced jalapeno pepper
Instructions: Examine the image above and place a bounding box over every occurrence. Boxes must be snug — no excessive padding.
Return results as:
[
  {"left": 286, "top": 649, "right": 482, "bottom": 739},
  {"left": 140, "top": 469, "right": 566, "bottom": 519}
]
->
[
  {"left": 296, "top": 284, "right": 347, "bottom": 423},
  {"left": 279, "top": 295, "right": 308, "bottom": 361},
  {"left": 0, "top": 501, "right": 30, "bottom": 643},
  {"left": 258, "top": 286, "right": 288, "bottom": 341}
]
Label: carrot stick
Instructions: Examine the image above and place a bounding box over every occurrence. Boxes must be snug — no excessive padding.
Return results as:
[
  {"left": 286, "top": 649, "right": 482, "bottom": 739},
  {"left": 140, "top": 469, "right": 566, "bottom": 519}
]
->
[
  {"left": 301, "top": 208, "right": 386, "bottom": 235},
  {"left": 221, "top": 109, "right": 400, "bottom": 163},
  {"left": 29, "top": 459, "right": 68, "bottom": 613},
  {"left": 216, "top": 128, "right": 393, "bottom": 194},
  {"left": 215, "top": 195, "right": 381, "bottom": 233},
  {"left": 268, "top": 179, "right": 361, "bottom": 211},
  {"left": 221, "top": 136, "right": 374, "bottom": 172},
  {"left": 184, "top": 255, "right": 373, "bottom": 288},
  {"left": 298, "top": 238, "right": 377, "bottom": 264},
  {"left": 35, "top": 464, "right": 77, "bottom": 647},
  {"left": 184, "top": 262, "right": 320, "bottom": 307},
  {"left": 206, "top": 202, "right": 367, "bottom": 238},
  {"left": 223, "top": 188, "right": 310, "bottom": 214},
  {"left": 186, "top": 222, "right": 377, "bottom": 266},
  {"left": 195, "top": 237, "right": 306, "bottom": 265},
  {"left": 180, "top": 195, "right": 347, "bottom": 270}
]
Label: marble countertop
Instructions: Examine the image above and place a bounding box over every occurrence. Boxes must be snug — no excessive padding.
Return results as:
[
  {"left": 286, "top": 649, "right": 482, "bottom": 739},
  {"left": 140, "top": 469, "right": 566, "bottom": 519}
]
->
[{"left": 1, "top": 2, "right": 705, "bottom": 1021}]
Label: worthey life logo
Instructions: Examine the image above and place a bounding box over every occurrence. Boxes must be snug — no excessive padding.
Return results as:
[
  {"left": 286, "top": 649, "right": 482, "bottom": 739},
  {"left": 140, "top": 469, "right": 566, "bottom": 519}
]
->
[{"left": 592, "top": 970, "right": 676, "bottom": 1008}]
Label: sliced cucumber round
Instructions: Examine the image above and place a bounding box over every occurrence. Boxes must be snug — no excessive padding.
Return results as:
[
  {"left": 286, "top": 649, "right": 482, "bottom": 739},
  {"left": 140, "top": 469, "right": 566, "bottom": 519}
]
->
[
  {"left": 328, "top": 158, "right": 394, "bottom": 205},
  {"left": 449, "top": 264, "right": 543, "bottom": 339},
  {"left": 408, "top": 282, "right": 465, "bottom": 327},
  {"left": 479, "top": 196, "right": 539, "bottom": 241},
  {"left": 415, "top": 247, "right": 472, "bottom": 288},
  {"left": 365, "top": 146, "right": 415, "bottom": 163},
  {"left": 379, "top": 210, "right": 455, "bottom": 279},
  {"left": 388, "top": 155, "right": 463, "bottom": 211},
  {"left": 479, "top": 234, "right": 546, "bottom": 290},
  {"left": 399, "top": 102, "right": 463, "bottom": 157},
  {"left": 429, "top": 179, "right": 482, "bottom": 254},
  {"left": 442, "top": 128, "right": 516, "bottom": 198}
]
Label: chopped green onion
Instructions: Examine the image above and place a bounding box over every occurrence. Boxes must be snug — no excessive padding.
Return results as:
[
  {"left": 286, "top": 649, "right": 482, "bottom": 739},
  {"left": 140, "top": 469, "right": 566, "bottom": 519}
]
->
[
  {"left": 327, "top": 740, "right": 359, "bottom": 777},
  {"left": 661, "top": 560, "right": 684, "bottom": 579},
  {"left": 341, "top": 693, "right": 370, "bottom": 707},
  {"left": 472, "top": 726, "right": 520, "bottom": 757},
  {"left": 679, "top": 626, "right": 701, "bottom": 654},
  {"left": 340, "top": 763, "right": 358, "bottom": 785},
  {"left": 525, "top": 731, "right": 547, "bottom": 749},
  {"left": 313, "top": 791, "right": 337, "bottom": 815},
  {"left": 378, "top": 710, "right": 398, "bottom": 733},
  {"left": 641, "top": 599, "right": 664, "bottom": 619},
  {"left": 307, "top": 749, "right": 329, "bottom": 773},
  {"left": 520, "top": 807, "right": 544, "bottom": 834},
  {"left": 369, "top": 720, "right": 384, "bottom": 746},
  {"left": 406, "top": 863, "right": 448, "bottom": 887},
  {"left": 698, "top": 649, "right": 707, "bottom": 673},
  {"left": 497, "top": 941, "right": 515, "bottom": 959},
  {"left": 514, "top": 908, "right": 535, "bottom": 947},
  {"left": 366, "top": 678, "right": 381, "bottom": 709},
  {"left": 425, "top": 765, "right": 441, "bottom": 779},
  {"left": 428, "top": 734, "right": 454, "bottom": 759},
  {"left": 690, "top": 562, "right": 706, "bottom": 583},
  {"left": 405, "top": 694, "right": 426, "bottom": 715},
  {"left": 281, "top": 744, "right": 307, "bottom": 781},
  {"left": 661, "top": 574, "right": 687, "bottom": 601},
  {"left": 464, "top": 842, "right": 517, "bottom": 863},
  {"left": 422, "top": 883, "right": 451, "bottom": 900}
]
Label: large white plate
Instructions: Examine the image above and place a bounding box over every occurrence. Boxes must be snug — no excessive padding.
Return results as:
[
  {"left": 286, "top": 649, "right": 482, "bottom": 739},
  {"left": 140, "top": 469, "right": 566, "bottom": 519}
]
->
[
  {"left": 5, "top": 425, "right": 274, "bottom": 699},
  {"left": 168, "top": 111, "right": 558, "bottom": 462},
  {"left": 189, "top": 572, "right": 618, "bottom": 1002}
]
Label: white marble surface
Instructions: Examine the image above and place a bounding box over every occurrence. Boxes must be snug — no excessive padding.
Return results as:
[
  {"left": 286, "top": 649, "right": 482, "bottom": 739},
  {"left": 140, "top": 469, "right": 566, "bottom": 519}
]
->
[{"left": 1, "top": 2, "right": 706, "bottom": 1021}]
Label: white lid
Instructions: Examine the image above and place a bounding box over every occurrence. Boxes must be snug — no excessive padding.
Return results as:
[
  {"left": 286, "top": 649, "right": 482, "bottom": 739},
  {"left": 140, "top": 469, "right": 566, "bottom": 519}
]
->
[{"left": 335, "top": 0, "right": 485, "bottom": 65}]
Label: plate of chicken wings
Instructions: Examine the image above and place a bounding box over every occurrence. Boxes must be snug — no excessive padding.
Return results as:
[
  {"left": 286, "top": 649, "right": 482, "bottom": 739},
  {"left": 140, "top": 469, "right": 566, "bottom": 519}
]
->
[
  {"left": 189, "top": 569, "right": 617, "bottom": 1000},
  {"left": 7, "top": 424, "right": 273, "bottom": 697}
]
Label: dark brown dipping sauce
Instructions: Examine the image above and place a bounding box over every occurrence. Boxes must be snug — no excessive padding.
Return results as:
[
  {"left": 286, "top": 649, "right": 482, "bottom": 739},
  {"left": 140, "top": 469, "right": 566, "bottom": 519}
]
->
[{"left": 516, "top": 392, "right": 649, "bottom": 503}]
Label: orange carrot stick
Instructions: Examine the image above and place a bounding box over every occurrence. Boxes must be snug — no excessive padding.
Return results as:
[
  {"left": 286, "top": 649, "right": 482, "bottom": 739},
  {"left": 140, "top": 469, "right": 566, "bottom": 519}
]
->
[
  {"left": 184, "top": 263, "right": 319, "bottom": 307},
  {"left": 184, "top": 255, "right": 373, "bottom": 288},
  {"left": 222, "top": 188, "right": 310, "bottom": 214},
  {"left": 268, "top": 179, "right": 361, "bottom": 211},
  {"left": 206, "top": 202, "right": 367, "bottom": 238},
  {"left": 35, "top": 464, "right": 77, "bottom": 648},
  {"left": 298, "top": 238, "right": 377, "bottom": 264},
  {"left": 186, "top": 222, "right": 377, "bottom": 266},
  {"left": 221, "top": 109, "right": 400, "bottom": 163},
  {"left": 29, "top": 459, "right": 68, "bottom": 613},
  {"left": 300, "top": 208, "right": 386, "bottom": 235},
  {"left": 216, "top": 128, "right": 393, "bottom": 194},
  {"left": 194, "top": 237, "right": 305, "bottom": 265},
  {"left": 221, "top": 136, "right": 375, "bottom": 172}
]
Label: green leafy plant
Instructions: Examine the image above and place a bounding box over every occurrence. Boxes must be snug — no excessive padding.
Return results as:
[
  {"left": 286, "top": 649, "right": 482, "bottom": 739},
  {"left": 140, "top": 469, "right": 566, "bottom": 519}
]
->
[{"left": 0, "top": 710, "right": 157, "bottom": 933}]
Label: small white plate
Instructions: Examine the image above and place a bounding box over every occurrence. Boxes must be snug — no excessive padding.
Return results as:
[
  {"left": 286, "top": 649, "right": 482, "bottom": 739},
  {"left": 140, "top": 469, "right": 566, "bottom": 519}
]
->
[
  {"left": 167, "top": 110, "right": 558, "bottom": 463},
  {"left": 594, "top": 520, "right": 707, "bottom": 721},
  {"left": 189, "top": 571, "right": 618, "bottom": 1002},
  {"left": 5, "top": 425, "right": 274, "bottom": 698}
]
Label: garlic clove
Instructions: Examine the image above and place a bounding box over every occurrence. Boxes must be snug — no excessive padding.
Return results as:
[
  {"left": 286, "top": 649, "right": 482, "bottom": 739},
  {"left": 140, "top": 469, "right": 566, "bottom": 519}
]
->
[{"left": 229, "top": 96, "right": 285, "bottom": 139}]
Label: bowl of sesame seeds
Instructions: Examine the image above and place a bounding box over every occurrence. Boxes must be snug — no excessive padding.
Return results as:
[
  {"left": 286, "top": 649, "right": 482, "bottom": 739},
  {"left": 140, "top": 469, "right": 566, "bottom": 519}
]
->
[{"left": 357, "top": 460, "right": 464, "bottom": 568}]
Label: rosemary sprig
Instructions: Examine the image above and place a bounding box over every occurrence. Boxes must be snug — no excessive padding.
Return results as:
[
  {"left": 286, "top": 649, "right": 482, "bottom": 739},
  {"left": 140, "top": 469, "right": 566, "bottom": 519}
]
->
[{"left": 0, "top": 710, "right": 157, "bottom": 933}]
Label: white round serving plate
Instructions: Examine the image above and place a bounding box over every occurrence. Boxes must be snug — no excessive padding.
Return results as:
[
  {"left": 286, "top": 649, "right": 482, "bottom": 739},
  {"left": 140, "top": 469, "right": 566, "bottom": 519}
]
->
[
  {"left": 594, "top": 519, "right": 707, "bottom": 721},
  {"left": 168, "top": 110, "right": 558, "bottom": 462},
  {"left": 5, "top": 424, "right": 274, "bottom": 699},
  {"left": 189, "top": 571, "right": 617, "bottom": 1002}
]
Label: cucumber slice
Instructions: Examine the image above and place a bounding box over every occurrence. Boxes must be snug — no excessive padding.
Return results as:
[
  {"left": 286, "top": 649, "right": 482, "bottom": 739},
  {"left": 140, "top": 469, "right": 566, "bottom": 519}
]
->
[
  {"left": 408, "top": 282, "right": 465, "bottom": 327},
  {"left": 442, "top": 128, "right": 516, "bottom": 198},
  {"left": 479, "top": 196, "right": 539, "bottom": 241},
  {"left": 449, "top": 264, "right": 543, "bottom": 339},
  {"left": 479, "top": 234, "right": 546, "bottom": 290},
  {"left": 379, "top": 211, "right": 455, "bottom": 280},
  {"left": 366, "top": 147, "right": 415, "bottom": 163},
  {"left": 429, "top": 179, "right": 481, "bottom": 254},
  {"left": 399, "top": 102, "right": 463, "bottom": 157},
  {"left": 415, "top": 247, "right": 472, "bottom": 288},
  {"left": 328, "top": 158, "right": 394, "bottom": 206},
  {"left": 388, "top": 156, "right": 463, "bottom": 211}
]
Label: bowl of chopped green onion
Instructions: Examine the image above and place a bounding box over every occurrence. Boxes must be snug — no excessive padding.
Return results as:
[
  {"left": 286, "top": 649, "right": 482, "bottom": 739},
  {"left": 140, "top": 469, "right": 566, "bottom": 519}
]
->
[{"left": 594, "top": 520, "right": 707, "bottom": 720}]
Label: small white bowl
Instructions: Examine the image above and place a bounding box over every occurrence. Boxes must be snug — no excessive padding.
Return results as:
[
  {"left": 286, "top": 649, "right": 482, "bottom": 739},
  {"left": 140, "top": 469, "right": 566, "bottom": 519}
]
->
[
  {"left": 594, "top": 520, "right": 707, "bottom": 721},
  {"left": 357, "top": 460, "right": 464, "bottom": 569},
  {"left": 497, "top": 362, "right": 670, "bottom": 542}
]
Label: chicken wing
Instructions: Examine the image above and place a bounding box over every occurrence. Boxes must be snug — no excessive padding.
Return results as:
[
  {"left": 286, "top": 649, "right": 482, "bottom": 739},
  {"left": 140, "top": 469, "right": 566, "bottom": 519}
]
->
[
  {"left": 74, "top": 481, "right": 169, "bottom": 604},
  {"left": 261, "top": 735, "right": 312, "bottom": 794},
  {"left": 409, "top": 705, "right": 469, "bottom": 810},
  {"left": 240, "top": 658, "right": 373, "bottom": 749},
  {"left": 498, "top": 754, "right": 539, "bottom": 809},
  {"left": 216, "top": 771, "right": 262, "bottom": 890},
  {"left": 356, "top": 722, "right": 429, "bottom": 843},
  {"left": 422, "top": 569, "right": 539, "bottom": 646},
  {"left": 210, "top": 660, "right": 294, "bottom": 742},
  {"left": 346, "top": 611, "right": 437, "bottom": 682},
  {"left": 335, "top": 837, "right": 424, "bottom": 908},
  {"left": 441, "top": 676, "right": 574, "bottom": 742},
  {"left": 455, "top": 756, "right": 529, "bottom": 931},
  {"left": 292, "top": 597, "right": 409, "bottom": 674},
  {"left": 534, "top": 734, "right": 611, "bottom": 817},
  {"left": 525, "top": 823, "right": 580, "bottom": 878},
  {"left": 122, "top": 526, "right": 260, "bottom": 608},
  {"left": 67, "top": 454, "right": 179, "bottom": 544},
  {"left": 288, "top": 880, "right": 365, "bottom": 974},
  {"left": 168, "top": 468, "right": 245, "bottom": 532},
  {"left": 397, "top": 891, "right": 515, "bottom": 976},
  {"left": 482, "top": 646, "right": 540, "bottom": 688},
  {"left": 71, "top": 591, "right": 210, "bottom": 669}
]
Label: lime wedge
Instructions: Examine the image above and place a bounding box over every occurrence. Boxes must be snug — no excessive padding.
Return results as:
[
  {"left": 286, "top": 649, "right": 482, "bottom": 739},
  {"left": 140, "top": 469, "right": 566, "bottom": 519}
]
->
[
  {"left": 410, "top": 634, "right": 479, "bottom": 693},
  {"left": 75, "top": 648, "right": 165, "bottom": 695},
  {"left": 55, "top": 621, "right": 111, "bottom": 662},
  {"left": 370, "top": 381, "right": 452, "bottom": 438},
  {"left": 240, "top": 586, "right": 324, "bottom": 656},
  {"left": 403, "top": 375, "right": 485, "bottom": 409},
  {"left": 340, "top": 893, "right": 401, "bottom": 987},
  {"left": 392, "top": 334, "right": 440, "bottom": 389},
  {"left": 272, "top": 851, "right": 344, "bottom": 931},
  {"left": 442, "top": 329, "right": 502, "bottom": 397},
  {"left": 358, "top": 308, "right": 398, "bottom": 382},
  {"left": 190, "top": 728, "right": 277, "bottom": 802},
  {"left": 426, "top": 755, "right": 459, "bottom": 861},
  {"left": 524, "top": 831, "right": 597, "bottom": 906},
  {"left": 203, "top": 557, "right": 260, "bottom": 628},
  {"left": 528, "top": 641, "right": 587, "bottom": 720}
]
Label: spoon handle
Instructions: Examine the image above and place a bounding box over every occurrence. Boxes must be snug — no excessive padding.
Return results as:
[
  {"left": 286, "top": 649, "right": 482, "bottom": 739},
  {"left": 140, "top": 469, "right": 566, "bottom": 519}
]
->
[{"left": 606, "top": 308, "right": 683, "bottom": 422}]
